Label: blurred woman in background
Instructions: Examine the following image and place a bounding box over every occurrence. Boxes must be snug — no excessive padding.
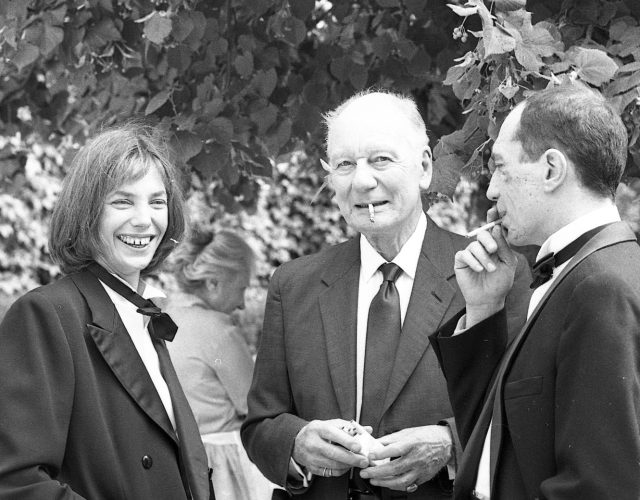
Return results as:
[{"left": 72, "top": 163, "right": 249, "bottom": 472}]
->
[{"left": 166, "top": 228, "right": 274, "bottom": 500}]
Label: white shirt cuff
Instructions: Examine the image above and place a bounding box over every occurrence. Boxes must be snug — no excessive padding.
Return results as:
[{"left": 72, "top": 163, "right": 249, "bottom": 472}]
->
[
  {"left": 453, "top": 314, "right": 467, "bottom": 335},
  {"left": 289, "top": 458, "right": 312, "bottom": 487}
]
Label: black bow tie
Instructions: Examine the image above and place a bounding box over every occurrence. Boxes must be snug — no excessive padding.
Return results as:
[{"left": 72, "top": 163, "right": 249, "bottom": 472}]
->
[
  {"left": 530, "top": 223, "right": 611, "bottom": 289},
  {"left": 88, "top": 263, "right": 178, "bottom": 342}
]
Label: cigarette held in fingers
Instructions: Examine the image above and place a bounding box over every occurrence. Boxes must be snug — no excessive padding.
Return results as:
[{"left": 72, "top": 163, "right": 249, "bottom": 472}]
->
[
  {"left": 466, "top": 218, "right": 503, "bottom": 238},
  {"left": 368, "top": 203, "right": 375, "bottom": 223}
]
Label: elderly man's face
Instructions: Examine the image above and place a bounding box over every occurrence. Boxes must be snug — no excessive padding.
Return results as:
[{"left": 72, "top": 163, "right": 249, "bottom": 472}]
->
[{"left": 326, "top": 99, "right": 431, "bottom": 241}]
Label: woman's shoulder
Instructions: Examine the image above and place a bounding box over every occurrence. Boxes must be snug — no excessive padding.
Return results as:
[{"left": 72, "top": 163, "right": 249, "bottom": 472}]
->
[
  {"left": 11, "top": 275, "right": 80, "bottom": 309},
  {"left": 1, "top": 274, "right": 89, "bottom": 337}
]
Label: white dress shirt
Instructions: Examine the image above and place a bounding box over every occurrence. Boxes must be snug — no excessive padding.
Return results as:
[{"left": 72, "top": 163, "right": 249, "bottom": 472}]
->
[
  {"left": 99, "top": 275, "right": 177, "bottom": 430},
  {"left": 355, "top": 212, "right": 427, "bottom": 422},
  {"left": 473, "top": 204, "right": 621, "bottom": 499}
]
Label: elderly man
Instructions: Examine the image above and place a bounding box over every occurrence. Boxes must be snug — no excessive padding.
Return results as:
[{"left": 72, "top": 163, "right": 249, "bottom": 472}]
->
[
  {"left": 431, "top": 84, "right": 640, "bottom": 499},
  {"left": 241, "top": 91, "right": 530, "bottom": 499}
]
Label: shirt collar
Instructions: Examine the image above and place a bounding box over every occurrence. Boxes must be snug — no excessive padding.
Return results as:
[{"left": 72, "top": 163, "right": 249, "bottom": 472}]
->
[
  {"left": 360, "top": 212, "right": 427, "bottom": 282},
  {"left": 107, "top": 271, "right": 166, "bottom": 302},
  {"left": 537, "top": 204, "right": 621, "bottom": 260}
]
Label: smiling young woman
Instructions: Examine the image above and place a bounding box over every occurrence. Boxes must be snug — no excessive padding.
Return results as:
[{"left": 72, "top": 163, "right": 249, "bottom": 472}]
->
[
  {"left": 0, "top": 122, "right": 214, "bottom": 500},
  {"left": 49, "top": 122, "right": 185, "bottom": 287}
]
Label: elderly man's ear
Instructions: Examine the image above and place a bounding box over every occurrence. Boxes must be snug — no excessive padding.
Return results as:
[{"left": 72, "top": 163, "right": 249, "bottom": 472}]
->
[{"left": 419, "top": 147, "right": 433, "bottom": 191}]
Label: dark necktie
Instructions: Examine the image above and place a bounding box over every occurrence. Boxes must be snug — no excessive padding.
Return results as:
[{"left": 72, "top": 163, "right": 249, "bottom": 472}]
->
[
  {"left": 88, "top": 262, "right": 178, "bottom": 341},
  {"left": 360, "top": 262, "right": 403, "bottom": 431},
  {"left": 352, "top": 263, "right": 403, "bottom": 497},
  {"left": 154, "top": 336, "right": 210, "bottom": 500},
  {"left": 530, "top": 224, "right": 611, "bottom": 289}
]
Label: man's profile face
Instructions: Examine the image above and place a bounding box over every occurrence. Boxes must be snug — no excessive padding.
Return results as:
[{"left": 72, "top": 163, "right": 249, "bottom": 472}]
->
[
  {"left": 487, "top": 105, "right": 548, "bottom": 247},
  {"left": 326, "top": 97, "right": 430, "bottom": 241}
]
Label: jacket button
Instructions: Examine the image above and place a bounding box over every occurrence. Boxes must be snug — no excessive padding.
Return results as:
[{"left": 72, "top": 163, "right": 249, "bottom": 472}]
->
[{"left": 141, "top": 455, "right": 153, "bottom": 469}]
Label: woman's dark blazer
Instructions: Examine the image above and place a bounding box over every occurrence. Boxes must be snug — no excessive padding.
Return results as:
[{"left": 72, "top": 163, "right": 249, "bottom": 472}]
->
[{"left": 0, "top": 268, "right": 212, "bottom": 500}]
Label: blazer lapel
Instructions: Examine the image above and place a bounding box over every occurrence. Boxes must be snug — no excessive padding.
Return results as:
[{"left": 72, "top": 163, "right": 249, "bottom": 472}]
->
[
  {"left": 488, "top": 221, "right": 638, "bottom": 488},
  {"left": 71, "top": 270, "right": 177, "bottom": 442},
  {"left": 527, "top": 221, "right": 636, "bottom": 323},
  {"left": 318, "top": 238, "right": 361, "bottom": 420},
  {"left": 381, "top": 218, "right": 457, "bottom": 418}
]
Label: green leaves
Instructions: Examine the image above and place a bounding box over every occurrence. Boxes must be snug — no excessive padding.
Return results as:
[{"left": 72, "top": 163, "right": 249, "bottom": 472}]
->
[
  {"left": 290, "top": 0, "right": 315, "bottom": 20},
  {"left": 484, "top": 24, "right": 517, "bottom": 56},
  {"left": 446, "top": 4, "right": 479, "bottom": 17},
  {"left": 234, "top": 52, "right": 254, "bottom": 78},
  {"left": 146, "top": 89, "right": 172, "bottom": 115},
  {"left": 254, "top": 69, "right": 278, "bottom": 98},
  {"left": 495, "top": 0, "right": 526, "bottom": 11},
  {"left": 504, "top": 12, "right": 561, "bottom": 71},
  {"left": 85, "top": 18, "right": 121, "bottom": 49},
  {"left": 1, "top": 0, "right": 639, "bottom": 223},
  {"left": 171, "top": 130, "right": 202, "bottom": 164},
  {"left": 377, "top": 0, "right": 400, "bottom": 7},
  {"left": 432, "top": 154, "right": 466, "bottom": 197},
  {"left": 143, "top": 13, "right": 173, "bottom": 45},
  {"left": 440, "top": 0, "right": 640, "bottom": 199},
  {"left": 12, "top": 42, "right": 39, "bottom": 72},
  {"left": 568, "top": 47, "right": 618, "bottom": 86},
  {"left": 270, "top": 12, "right": 307, "bottom": 47}
]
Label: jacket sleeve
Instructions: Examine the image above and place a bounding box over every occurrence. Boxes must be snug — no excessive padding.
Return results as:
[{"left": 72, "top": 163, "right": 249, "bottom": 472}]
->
[
  {"left": 240, "top": 266, "right": 308, "bottom": 489},
  {"left": 0, "top": 291, "right": 86, "bottom": 499},
  {"left": 430, "top": 309, "right": 508, "bottom": 448},
  {"left": 429, "top": 251, "right": 531, "bottom": 448}
]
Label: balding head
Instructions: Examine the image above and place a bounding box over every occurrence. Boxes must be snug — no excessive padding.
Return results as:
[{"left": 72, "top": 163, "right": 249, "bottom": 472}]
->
[{"left": 325, "top": 91, "right": 429, "bottom": 156}]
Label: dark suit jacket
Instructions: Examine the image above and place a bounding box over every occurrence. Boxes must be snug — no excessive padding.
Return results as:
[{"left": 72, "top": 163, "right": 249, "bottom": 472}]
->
[
  {"left": 431, "top": 222, "right": 640, "bottom": 499},
  {"left": 0, "top": 268, "right": 212, "bottom": 500},
  {"left": 241, "top": 216, "right": 531, "bottom": 499}
]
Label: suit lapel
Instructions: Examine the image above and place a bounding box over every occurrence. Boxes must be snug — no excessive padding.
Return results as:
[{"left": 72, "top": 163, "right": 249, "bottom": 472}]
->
[
  {"left": 318, "top": 239, "right": 361, "bottom": 420},
  {"left": 527, "top": 221, "right": 636, "bottom": 324},
  {"left": 381, "top": 218, "right": 457, "bottom": 418},
  {"left": 71, "top": 270, "right": 177, "bottom": 442},
  {"left": 488, "top": 221, "right": 638, "bottom": 488}
]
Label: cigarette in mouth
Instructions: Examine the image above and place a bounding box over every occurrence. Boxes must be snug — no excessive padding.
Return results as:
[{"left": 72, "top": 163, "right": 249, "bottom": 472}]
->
[
  {"left": 368, "top": 203, "right": 375, "bottom": 223},
  {"left": 466, "top": 218, "right": 503, "bottom": 238},
  {"left": 320, "top": 158, "right": 332, "bottom": 172}
]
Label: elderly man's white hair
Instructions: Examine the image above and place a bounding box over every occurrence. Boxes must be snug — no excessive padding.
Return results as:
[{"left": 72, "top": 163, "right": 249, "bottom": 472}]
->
[{"left": 323, "top": 89, "right": 429, "bottom": 149}]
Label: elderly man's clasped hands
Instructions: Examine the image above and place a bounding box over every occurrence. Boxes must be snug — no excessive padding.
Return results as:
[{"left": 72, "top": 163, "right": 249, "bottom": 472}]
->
[{"left": 293, "top": 418, "right": 452, "bottom": 491}]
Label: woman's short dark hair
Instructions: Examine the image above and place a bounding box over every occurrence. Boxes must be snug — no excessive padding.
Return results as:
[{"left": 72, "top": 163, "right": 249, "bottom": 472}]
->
[
  {"left": 515, "top": 84, "right": 628, "bottom": 198},
  {"left": 49, "top": 121, "right": 186, "bottom": 275}
]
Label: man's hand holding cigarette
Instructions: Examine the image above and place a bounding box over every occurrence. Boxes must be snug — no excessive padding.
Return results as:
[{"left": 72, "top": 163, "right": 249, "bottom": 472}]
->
[{"left": 455, "top": 208, "right": 518, "bottom": 328}]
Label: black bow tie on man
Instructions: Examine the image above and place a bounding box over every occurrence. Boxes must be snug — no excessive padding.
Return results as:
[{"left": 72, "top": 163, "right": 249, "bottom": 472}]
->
[
  {"left": 88, "top": 262, "right": 178, "bottom": 341},
  {"left": 530, "top": 224, "right": 612, "bottom": 289}
]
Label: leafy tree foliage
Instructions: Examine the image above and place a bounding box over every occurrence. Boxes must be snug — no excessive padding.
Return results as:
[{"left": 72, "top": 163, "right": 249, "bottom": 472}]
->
[{"left": 1, "top": 0, "right": 639, "bottom": 295}]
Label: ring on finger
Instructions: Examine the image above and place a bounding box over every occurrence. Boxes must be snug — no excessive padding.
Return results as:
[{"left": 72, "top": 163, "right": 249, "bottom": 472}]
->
[{"left": 407, "top": 483, "right": 418, "bottom": 493}]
